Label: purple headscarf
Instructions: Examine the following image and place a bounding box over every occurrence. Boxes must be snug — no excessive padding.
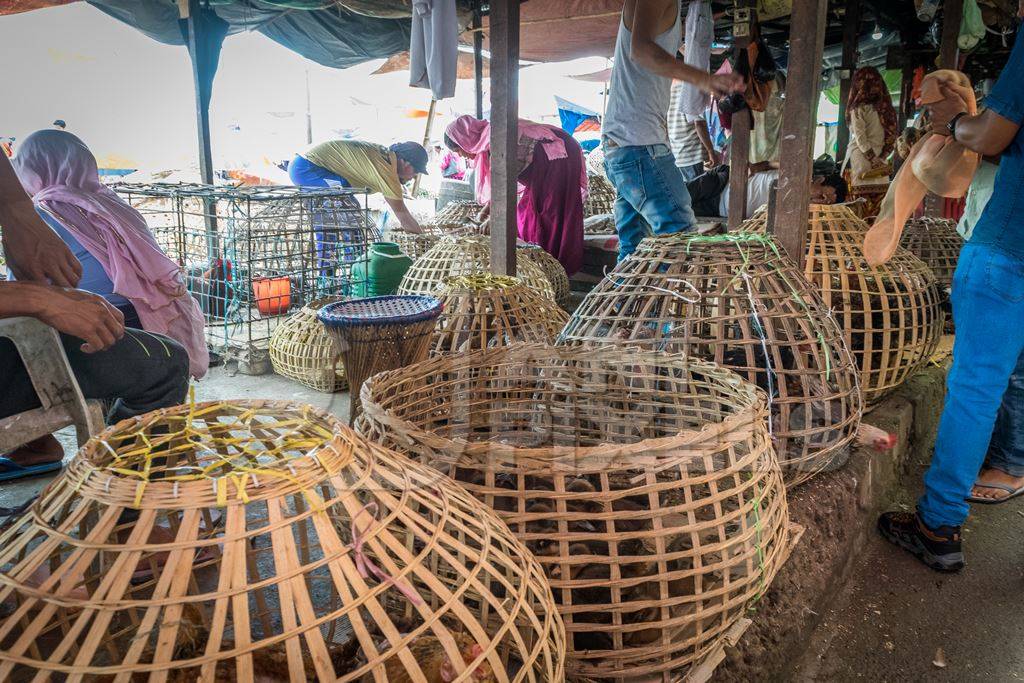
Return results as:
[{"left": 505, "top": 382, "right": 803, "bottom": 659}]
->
[{"left": 14, "top": 130, "right": 209, "bottom": 378}]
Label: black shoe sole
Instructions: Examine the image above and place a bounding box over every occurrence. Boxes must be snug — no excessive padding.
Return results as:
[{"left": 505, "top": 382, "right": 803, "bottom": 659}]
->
[{"left": 877, "top": 519, "right": 965, "bottom": 573}]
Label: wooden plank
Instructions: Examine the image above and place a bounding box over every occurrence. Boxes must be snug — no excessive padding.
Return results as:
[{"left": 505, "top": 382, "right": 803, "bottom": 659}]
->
[
  {"left": 772, "top": 0, "right": 828, "bottom": 266},
  {"left": 727, "top": 1, "right": 754, "bottom": 230},
  {"left": 489, "top": 0, "right": 520, "bottom": 276},
  {"left": 834, "top": 0, "right": 862, "bottom": 163},
  {"left": 473, "top": 0, "right": 484, "bottom": 119}
]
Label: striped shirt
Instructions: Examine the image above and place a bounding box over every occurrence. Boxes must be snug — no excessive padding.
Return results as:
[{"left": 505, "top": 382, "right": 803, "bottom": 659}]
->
[{"left": 668, "top": 82, "right": 705, "bottom": 168}]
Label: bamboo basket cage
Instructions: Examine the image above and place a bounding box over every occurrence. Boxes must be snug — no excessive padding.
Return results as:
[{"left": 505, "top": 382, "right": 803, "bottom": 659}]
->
[
  {"left": 584, "top": 174, "right": 616, "bottom": 218},
  {"left": 319, "top": 296, "right": 443, "bottom": 423},
  {"left": 269, "top": 296, "right": 346, "bottom": 393},
  {"left": 398, "top": 235, "right": 557, "bottom": 301},
  {"left": 0, "top": 400, "right": 566, "bottom": 682},
  {"left": 425, "top": 201, "right": 486, "bottom": 235},
  {"left": 517, "top": 244, "right": 571, "bottom": 308},
  {"left": 584, "top": 214, "right": 616, "bottom": 235},
  {"left": 431, "top": 274, "right": 569, "bottom": 356},
  {"left": 898, "top": 217, "right": 963, "bottom": 290},
  {"left": 387, "top": 229, "right": 442, "bottom": 262},
  {"left": 558, "top": 232, "right": 862, "bottom": 487},
  {"left": 742, "top": 204, "right": 944, "bottom": 405},
  {"left": 356, "top": 344, "right": 791, "bottom": 681}
]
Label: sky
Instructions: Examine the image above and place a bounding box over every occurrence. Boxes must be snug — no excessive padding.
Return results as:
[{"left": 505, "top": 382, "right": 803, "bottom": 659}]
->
[{"left": 0, "top": 3, "right": 610, "bottom": 174}]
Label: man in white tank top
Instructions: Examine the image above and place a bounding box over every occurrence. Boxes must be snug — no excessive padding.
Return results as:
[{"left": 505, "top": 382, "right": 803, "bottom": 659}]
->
[{"left": 603, "top": 0, "right": 742, "bottom": 260}]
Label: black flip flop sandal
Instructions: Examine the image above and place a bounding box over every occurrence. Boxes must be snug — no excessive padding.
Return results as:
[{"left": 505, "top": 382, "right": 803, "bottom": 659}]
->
[{"left": 966, "top": 481, "right": 1024, "bottom": 505}]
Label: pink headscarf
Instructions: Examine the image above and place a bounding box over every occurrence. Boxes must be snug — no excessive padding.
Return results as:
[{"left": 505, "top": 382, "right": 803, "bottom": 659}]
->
[
  {"left": 13, "top": 130, "right": 209, "bottom": 378},
  {"left": 445, "top": 115, "right": 585, "bottom": 204}
]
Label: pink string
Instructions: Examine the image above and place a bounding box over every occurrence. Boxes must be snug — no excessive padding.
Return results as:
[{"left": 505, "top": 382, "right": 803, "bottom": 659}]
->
[{"left": 348, "top": 502, "right": 424, "bottom": 606}]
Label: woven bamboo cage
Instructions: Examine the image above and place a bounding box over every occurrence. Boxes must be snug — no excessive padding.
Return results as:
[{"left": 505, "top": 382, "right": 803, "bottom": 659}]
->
[
  {"left": 584, "top": 174, "right": 616, "bottom": 218},
  {"left": 898, "top": 217, "right": 963, "bottom": 289},
  {"left": 425, "top": 201, "right": 486, "bottom": 235},
  {"left": 431, "top": 274, "right": 569, "bottom": 356},
  {"left": 584, "top": 214, "right": 616, "bottom": 235},
  {"left": 387, "top": 229, "right": 442, "bottom": 261},
  {"left": 741, "top": 204, "right": 944, "bottom": 405},
  {"left": 517, "top": 244, "right": 571, "bottom": 308},
  {"left": 398, "top": 235, "right": 557, "bottom": 301},
  {"left": 356, "top": 344, "right": 791, "bottom": 681},
  {"left": 0, "top": 400, "right": 566, "bottom": 682},
  {"left": 269, "top": 296, "right": 346, "bottom": 393},
  {"left": 558, "top": 232, "right": 862, "bottom": 486}
]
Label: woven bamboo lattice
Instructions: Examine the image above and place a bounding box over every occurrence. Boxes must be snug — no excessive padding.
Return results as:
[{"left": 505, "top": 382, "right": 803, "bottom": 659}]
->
[
  {"left": 319, "top": 296, "right": 443, "bottom": 423},
  {"left": 356, "top": 344, "right": 791, "bottom": 681},
  {"left": 558, "top": 233, "right": 862, "bottom": 486},
  {"left": 898, "top": 217, "right": 963, "bottom": 289},
  {"left": 397, "top": 235, "right": 556, "bottom": 301},
  {"left": 387, "top": 229, "right": 442, "bottom": 262},
  {"left": 584, "top": 214, "right": 616, "bottom": 235},
  {"left": 431, "top": 274, "right": 569, "bottom": 356},
  {"left": 517, "top": 244, "right": 571, "bottom": 308},
  {"left": 425, "top": 201, "right": 486, "bottom": 235},
  {"left": 0, "top": 400, "right": 566, "bottom": 682},
  {"left": 269, "top": 296, "right": 346, "bottom": 393},
  {"left": 742, "top": 205, "right": 944, "bottom": 405},
  {"left": 584, "top": 174, "right": 616, "bottom": 218}
]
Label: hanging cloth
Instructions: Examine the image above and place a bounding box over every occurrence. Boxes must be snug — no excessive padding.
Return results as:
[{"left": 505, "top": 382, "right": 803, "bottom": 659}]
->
[
  {"left": 863, "top": 70, "right": 979, "bottom": 266},
  {"left": 678, "top": 0, "right": 714, "bottom": 117},
  {"left": 409, "top": 0, "right": 458, "bottom": 100}
]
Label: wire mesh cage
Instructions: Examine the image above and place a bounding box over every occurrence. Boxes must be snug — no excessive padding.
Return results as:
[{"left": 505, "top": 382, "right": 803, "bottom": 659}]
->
[
  {"left": 517, "top": 244, "right": 571, "bottom": 308},
  {"left": 0, "top": 400, "right": 566, "bottom": 682},
  {"left": 356, "top": 344, "right": 792, "bottom": 681},
  {"left": 431, "top": 274, "right": 569, "bottom": 356},
  {"left": 269, "top": 296, "right": 346, "bottom": 393},
  {"left": 742, "top": 204, "right": 944, "bottom": 405},
  {"left": 397, "top": 235, "right": 556, "bottom": 301},
  {"left": 558, "top": 232, "right": 862, "bottom": 486},
  {"left": 115, "top": 183, "right": 379, "bottom": 368},
  {"left": 584, "top": 174, "right": 616, "bottom": 218},
  {"left": 898, "top": 216, "right": 964, "bottom": 289}
]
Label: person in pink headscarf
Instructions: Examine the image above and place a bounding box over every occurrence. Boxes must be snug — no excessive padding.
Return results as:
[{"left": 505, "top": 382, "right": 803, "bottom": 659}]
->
[
  {"left": 444, "top": 114, "right": 587, "bottom": 276},
  {"left": 12, "top": 130, "right": 209, "bottom": 379}
]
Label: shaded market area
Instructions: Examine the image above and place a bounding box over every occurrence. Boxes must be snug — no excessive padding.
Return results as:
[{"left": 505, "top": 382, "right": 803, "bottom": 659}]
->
[{"left": 0, "top": 0, "right": 1020, "bottom": 681}]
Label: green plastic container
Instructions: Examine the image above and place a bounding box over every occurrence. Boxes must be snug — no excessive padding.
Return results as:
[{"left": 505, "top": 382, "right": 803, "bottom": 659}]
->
[{"left": 351, "top": 242, "right": 413, "bottom": 297}]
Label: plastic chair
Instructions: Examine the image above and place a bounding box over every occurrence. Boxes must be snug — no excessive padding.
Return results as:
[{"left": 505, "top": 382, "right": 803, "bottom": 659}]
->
[{"left": 0, "top": 317, "right": 104, "bottom": 453}]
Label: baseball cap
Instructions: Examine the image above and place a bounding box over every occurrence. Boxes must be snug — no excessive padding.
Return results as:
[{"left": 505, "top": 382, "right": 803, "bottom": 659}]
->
[{"left": 390, "top": 141, "right": 429, "bottom": 174}]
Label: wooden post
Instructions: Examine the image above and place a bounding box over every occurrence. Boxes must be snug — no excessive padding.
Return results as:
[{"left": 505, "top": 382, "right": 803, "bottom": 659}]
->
[
  {"left": 473, "top": 0, "right": 485, "bottom": 120},
  {"left": 412, "top": 98, "right": 438, "bottom": 196},
  {"left": 772, "top": 0, "right": 828, "bottom": 265},
  {"left": 727, "top": 1, "right": 754, "bottom": 230},
  {"left": 925, "top": 0, "right": 964, "bottom": 216},
  {"left": 834, "top": 0, "right": 862, "bottom": 163},
  {"left": 489, "top": 0, "right": 520, "bottom": 276}
]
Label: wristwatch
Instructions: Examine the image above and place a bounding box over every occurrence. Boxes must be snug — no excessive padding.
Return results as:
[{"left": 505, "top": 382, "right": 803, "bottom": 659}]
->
[{"left": 947, "top": 111, "right": 968, "bottom": 140}]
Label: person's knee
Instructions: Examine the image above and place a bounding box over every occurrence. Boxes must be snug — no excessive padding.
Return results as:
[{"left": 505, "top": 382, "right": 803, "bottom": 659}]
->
[{"left": 159, "top": 339, "right": 191, "bottom": 406}]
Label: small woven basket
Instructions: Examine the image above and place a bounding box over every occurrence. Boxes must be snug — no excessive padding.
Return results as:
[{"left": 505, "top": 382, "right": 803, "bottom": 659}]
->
[
  {"left": 425, "top": 200, "right": 486, "bottom": 235},
  {"left": 398, "top": 235, "right": 556, "bottom": 301},
  {"left": 0, "top": 401, "right": 566, "bottom": 682},
  {"left": 357, "top": 344, "right": 791, "bottom": 681},
  {"left": 269, "top": 296, "right": 346, "bottom": 393},
  {"left": 898, "top": 216, "right": 963, "bottom": 289},
  {"left": 431, "top": 274, "right": 569, "bottom": 356},
  {"left": 518, "top": 243, "right": 571, "bottom": 308},
  {"left": 584, "top": 174, "right": 616, "bottom": 217},
  {"left": 319, "top": 296, "right": 443, "bottom": 422},
  {"left": 742, "top": 205, "right": 943, "bottom": 405},
  {"left": 559, "top": 232, "right": 862, "bottom": 487}
]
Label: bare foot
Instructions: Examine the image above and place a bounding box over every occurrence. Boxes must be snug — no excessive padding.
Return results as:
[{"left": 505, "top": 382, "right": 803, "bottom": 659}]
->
[
  {"left": 7, "top": 434, "right": 64, "bottom": 467},
  {"left": 971, "top": 468, "right": 1024, "bottom": 502}
]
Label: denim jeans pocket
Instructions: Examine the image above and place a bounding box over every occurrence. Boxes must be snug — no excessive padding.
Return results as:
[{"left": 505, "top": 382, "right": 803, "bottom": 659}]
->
[
  {"left": 606, "top": 158, "right": 646, "bottom": 208},
  {"left": 984, "top": 250, "right": 1024, "bottom": 303}
]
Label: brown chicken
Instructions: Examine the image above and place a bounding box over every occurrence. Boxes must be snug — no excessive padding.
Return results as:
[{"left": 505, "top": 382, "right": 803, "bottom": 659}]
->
[{"left": 368, "top": 631, "right": 497, "bottom": 683}]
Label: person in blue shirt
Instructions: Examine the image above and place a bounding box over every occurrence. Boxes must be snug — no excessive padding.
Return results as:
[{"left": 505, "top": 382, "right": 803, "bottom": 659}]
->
[{"left": 878, "top": 7, "right": 1024, "bottom": 572}]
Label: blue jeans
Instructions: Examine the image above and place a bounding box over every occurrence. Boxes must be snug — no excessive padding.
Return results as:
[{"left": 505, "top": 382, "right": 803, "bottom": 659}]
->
[
  {"left": 918, "top": 242, "right": 1024, "bottom": 528},
  {"left": 603, "top": 143, "right": 697, "bottom": 261},
  {"left": 987, "top": 348, "right": 1024, "bottom": 476}
]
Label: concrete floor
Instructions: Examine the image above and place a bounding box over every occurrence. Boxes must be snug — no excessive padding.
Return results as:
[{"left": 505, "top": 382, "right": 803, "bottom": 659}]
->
[
  {"left": 795, "top": 452, "right": 1024, "bottom": 681},
  {"left": 0, "top": 365, "right": 351, "bottom": 508}
]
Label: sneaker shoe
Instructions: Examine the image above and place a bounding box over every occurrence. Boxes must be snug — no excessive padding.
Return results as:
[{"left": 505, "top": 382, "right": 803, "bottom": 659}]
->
[{"left": 877, "top": 511, "right": 964, "bottom": 573}]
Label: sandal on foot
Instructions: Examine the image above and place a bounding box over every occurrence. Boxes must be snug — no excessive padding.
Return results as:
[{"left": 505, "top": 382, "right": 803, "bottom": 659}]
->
[{"left": 966, "top": 481, "right": 1024, "bottom": 505}]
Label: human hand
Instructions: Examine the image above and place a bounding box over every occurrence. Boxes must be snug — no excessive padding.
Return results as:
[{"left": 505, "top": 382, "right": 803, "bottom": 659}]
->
[
  {"left": 927, "top": 84, "right": 970, "bottom": 135},
  {"left": 475, "top": 204, "right": 491, "bottom": 223},
  {"left": 32, "top": 286, "right": 125, "bottom": 353},
  {"left": 705, "top": 72, "right": 745, "bottom": 98},
  {"left": 0, "top": 201, "right": 82, "bottom": 287}
]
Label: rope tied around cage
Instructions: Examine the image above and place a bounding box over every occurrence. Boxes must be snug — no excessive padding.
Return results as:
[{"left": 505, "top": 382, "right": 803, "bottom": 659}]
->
[{"left": 348, "top": 501, "right": 425, "bottom": 606}]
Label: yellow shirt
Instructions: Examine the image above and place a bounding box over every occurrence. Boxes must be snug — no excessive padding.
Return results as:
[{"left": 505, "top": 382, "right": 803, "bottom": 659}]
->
[{"left": 301, "top": 140, "right": 404, "bottom": 199}]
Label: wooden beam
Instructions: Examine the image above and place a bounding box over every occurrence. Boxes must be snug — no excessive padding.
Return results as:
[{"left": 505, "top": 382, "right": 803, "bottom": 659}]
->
[
  {"left": 834, "top": 0, "right": 862, "bottom": 163},
  {"left": 489, "top": 0, "right": 520, "bottom": 276},
  {"left": 727, "top": 1, "right": 754, "bottom": 230},
  {"left": 412, "top": 98, "right": 437, "bottom": 196},
  {"left": 474, "top": 0, "right": 484, "bottom": 119},
  {"left": 772, "top": 0, "right": 828, "bottom": 266}
]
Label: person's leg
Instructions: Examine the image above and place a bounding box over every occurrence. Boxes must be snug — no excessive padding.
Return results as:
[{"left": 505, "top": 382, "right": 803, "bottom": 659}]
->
[
  {"left": 918, "top": 243, "right": 1024, "bottom": 527},
  {"left": 971, "top": 347, "right": 1024, "bottom": 499},
  {"left": 604, "top": 146, "right": 651, "bottom": 261},
  {"left": 633, "top": 145, "right": 698, "bottom": 239},
  {"left": 678, "top": 162, "right": 703, "bottom": 183}
]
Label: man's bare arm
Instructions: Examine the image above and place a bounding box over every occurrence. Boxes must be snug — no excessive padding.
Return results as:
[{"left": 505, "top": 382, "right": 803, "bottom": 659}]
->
[
  {"left": 0, "top": 281, "right": 124, "bottom": 353},
  {"left": 385, "top": 197, "right": 423, "bottom": 234}
]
